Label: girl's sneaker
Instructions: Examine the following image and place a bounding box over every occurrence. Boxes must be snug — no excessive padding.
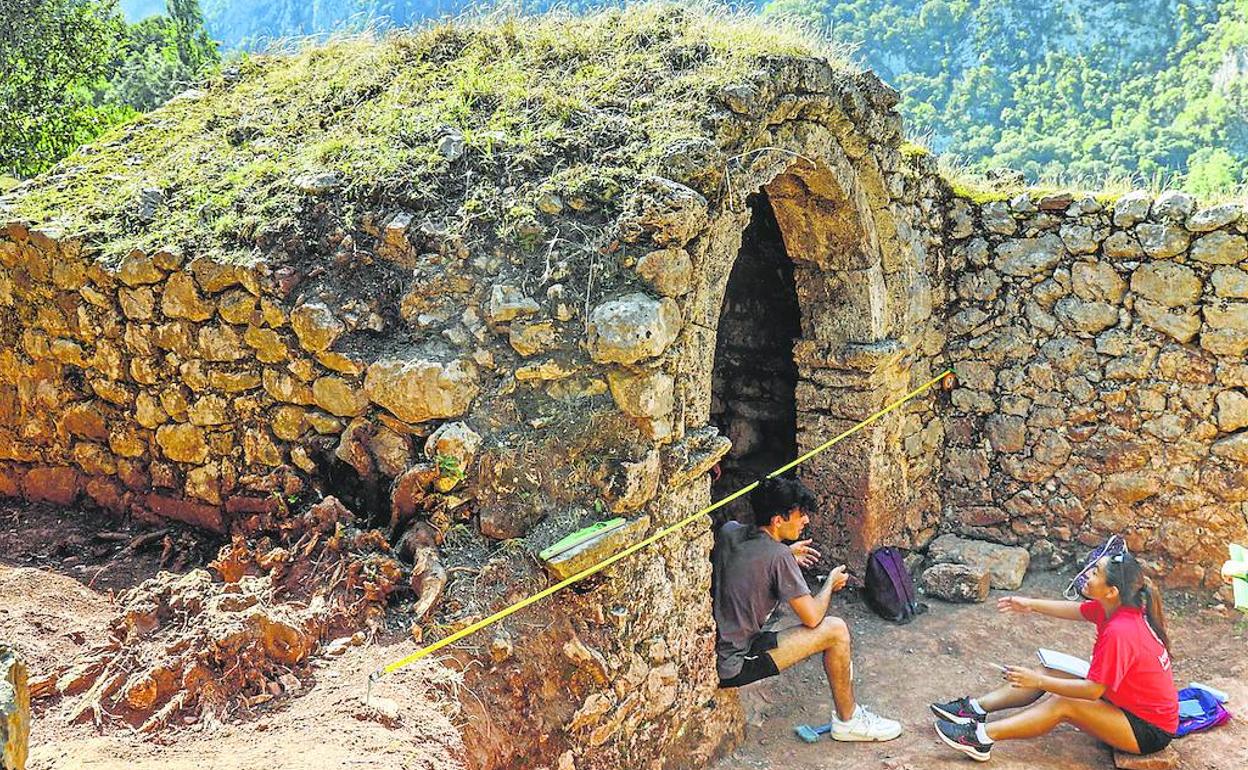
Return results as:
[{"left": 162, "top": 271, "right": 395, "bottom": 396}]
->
[
  {"left": 930, "top": 696, "right": 986, "bottom": 725},
  {"left": 935, "top": 719, "right": 993, "bottom": 762}
]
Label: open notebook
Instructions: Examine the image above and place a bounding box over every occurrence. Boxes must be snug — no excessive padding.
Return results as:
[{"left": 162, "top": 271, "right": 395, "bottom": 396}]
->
[{"left": 1036, "top": 648, "right": 1091, "bottom": 679}]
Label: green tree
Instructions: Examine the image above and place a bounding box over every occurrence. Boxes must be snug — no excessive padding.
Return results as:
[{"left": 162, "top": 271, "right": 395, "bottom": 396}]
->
[
  {"left": 0, "top": 0, "right": 131, "bottom": 177},
  {"left": 107, "top": 0, "right": 221, "bottom": 111},
  {"left": 1186, "top": 147, "right": 1242, "bottom": 197},
  {"left": 0, "top": 0, "right": 220, "bottom": 178},
  {"left": 169, "top": 0, "right": 217, "bottom": 72}
]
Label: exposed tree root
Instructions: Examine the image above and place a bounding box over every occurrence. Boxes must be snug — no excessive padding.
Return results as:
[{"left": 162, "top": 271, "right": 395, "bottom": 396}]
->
[{"left": 33, "top": 496, "right": 415, "bottom": 734}]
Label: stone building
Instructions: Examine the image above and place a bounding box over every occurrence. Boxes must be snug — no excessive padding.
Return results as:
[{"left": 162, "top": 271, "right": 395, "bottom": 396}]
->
[{"left": 0, "top": 6, "right": 1244, "bottom": 769}]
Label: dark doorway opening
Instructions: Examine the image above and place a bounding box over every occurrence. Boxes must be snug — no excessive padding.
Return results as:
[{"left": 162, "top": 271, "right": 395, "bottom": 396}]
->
[{"left": 710, "top": 192, "right": 801, "bottom": 526}]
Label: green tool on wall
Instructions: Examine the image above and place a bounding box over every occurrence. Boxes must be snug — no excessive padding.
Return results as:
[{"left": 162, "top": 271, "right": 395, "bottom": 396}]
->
[{"left": 539, "top": 518, "right": 628, "bottom": 563}]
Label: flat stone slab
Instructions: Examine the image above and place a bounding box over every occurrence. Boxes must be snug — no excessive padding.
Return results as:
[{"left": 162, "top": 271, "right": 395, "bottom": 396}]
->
[
  {"left": 928, "top": 534, "right": 1030, "bottom": 590},
  {"left": 1113, "top": 745, "right": 1180, "bottom": 770}
]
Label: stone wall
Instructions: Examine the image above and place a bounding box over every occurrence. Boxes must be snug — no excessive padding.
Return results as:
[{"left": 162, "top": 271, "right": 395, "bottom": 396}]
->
[
  {"left": 8, "top": 49, "right": 1242, "bottom": 769},
  {"left": 680, "top": 65, "right": 950, "bottom": 568},
  {"left": 0, "top": 223, "right": 444, "bottom": 528},
  {"left": 0, "top": 206, "right": 754, "bottom": 770},
  {"left": 944, "top": 191, "right": 1248, "bottom": 586},
  {"left": 0, "top": 54, "right": 950, "bottom": 769}
]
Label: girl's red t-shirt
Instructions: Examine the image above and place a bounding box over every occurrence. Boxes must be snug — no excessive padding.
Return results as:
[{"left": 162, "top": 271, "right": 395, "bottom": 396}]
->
[{"left": 1080, "top": 600, "right": 1179, "bottom": 733}]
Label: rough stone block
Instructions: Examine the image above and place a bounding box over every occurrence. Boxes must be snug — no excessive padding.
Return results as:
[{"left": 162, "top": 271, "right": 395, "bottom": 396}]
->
[
  {"left": 1071, "top": 261, "right": 1124, "bottom": 302},
  {"left": 20, "top": 466, "right": 81, "bottom": 506},
  {"left": 1113, "top": 191, "right": 1152, "bottom": 227},
  {"left": 585, "top": 293, "right": 682, "bottom": 364},
  {"left": 921, "top": 563, "right": 990, "bottom": 603},
  {"left": 994, "top": 233, "right": 1063, "bottom": 277},
  {"left": 1055, "top": 297, "right": 1119, "bottom": 334},
  {"left": 1130, "top": 262, "right": 1201, "bottom": 308},
  {"left": 1136, "top": 298, "right": 1200, "bottom": 343},
  {"left": 1191, "top": 231, "right": 1247, "bottom": 265},
  {"left": 1136, "top": 223, "right": 1189, "bottom": 258},
  {"left": 364, "top": 358, "right": 478, "bottom": 423},
  {"left": 1151, "top": 190, "right": 1196, "bottom": 222},
  {"left": 290, "top": 302, "right": 344, "bottom": 352},
  {"left": 145, "top": 493, "right": 225, "bottom": 532},
  {"left": 1187, "top": 202, "right": 1243, "bottom": 232},
  {"left": 928, "top": 534, "right": 1030, "bottom": 590},
  {"left": 1216, "top": 389, "right": 1248, "bottom": 432}
]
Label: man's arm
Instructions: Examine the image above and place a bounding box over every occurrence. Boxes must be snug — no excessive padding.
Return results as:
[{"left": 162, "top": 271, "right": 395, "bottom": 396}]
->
[
  {"left": 998, "top": 596, "right": 1086, "bottom": 621},
  {"left": 789, "top": 566, "right": 847, "bottom": 628}
]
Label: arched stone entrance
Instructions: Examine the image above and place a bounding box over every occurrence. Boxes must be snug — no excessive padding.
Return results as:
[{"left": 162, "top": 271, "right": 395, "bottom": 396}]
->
[
  {"left": 710, "top": 191, "right": 801, "bottom": 523},
  {"left": 690, "top": 156, "right": 917, "bottom": 569}
]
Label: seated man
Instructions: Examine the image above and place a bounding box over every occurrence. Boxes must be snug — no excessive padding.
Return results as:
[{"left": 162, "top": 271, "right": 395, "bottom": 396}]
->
[{"left": 711, "top": 476, "right": 902, "bottom": 741}]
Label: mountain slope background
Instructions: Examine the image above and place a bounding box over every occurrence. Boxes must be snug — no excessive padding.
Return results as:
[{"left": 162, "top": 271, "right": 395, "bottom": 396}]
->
[{"left": 765, "top": 0, "right": 1248, "bottom": 195}]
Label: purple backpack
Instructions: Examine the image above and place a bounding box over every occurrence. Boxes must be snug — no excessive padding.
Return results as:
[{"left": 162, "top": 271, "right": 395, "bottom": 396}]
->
[
  {"left": 864, "top": 547, "right": 925, "bottom": 624},
  {"left": 1176, "top": 686, "right": 1232, "bottom": 737}
]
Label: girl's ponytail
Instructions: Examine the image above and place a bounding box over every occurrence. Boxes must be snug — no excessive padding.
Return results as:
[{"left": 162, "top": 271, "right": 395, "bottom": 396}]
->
[
  {"left": 1107, "top": 552, "right": 1172, "bottom": 654},
  {"left": 1140, "top": 576, "right": 1171, "bottom": 654}
]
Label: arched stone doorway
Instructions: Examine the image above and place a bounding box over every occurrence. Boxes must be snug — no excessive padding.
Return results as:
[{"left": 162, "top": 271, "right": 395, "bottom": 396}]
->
[
  {"left": 710, "top": 191, "right": 800, "bottom": 524},
  {"left": 691, "top": 157, "right": 914, "bottom": 570}
]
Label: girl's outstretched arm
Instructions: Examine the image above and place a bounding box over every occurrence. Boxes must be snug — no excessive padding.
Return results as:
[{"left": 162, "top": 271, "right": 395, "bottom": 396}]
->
[{"left": 998, "top": 595, "right": 1086, "bottom": 621}]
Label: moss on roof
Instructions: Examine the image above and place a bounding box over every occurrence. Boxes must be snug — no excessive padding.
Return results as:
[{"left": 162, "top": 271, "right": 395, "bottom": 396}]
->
[{"left": 5, "top": 3, "right": 854, "bottom": 265}]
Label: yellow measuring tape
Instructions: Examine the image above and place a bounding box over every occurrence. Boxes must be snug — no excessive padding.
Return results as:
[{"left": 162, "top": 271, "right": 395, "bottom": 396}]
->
[{"left": 372, "top": 367, "right": 953, "bottom": 681}]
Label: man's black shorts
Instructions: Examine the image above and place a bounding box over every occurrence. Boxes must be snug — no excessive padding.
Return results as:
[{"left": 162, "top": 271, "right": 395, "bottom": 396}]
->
[{"left": 718, "top": 631, "right": 780, "bottom": 688}]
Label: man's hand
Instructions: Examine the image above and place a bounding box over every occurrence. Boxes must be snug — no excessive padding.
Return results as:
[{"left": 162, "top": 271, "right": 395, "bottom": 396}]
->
[
  {"left": 826, "top": 564, "right": 848, "bottom": 593},
  {"left": 790, "top": 539, "right": 821, "bottom": 569},
  {"left": 997, "top": 596, "right": 1032, "bottom": 614},
  {"left": 1002, "top": 665, "right": 1043, "bottom": 690}
]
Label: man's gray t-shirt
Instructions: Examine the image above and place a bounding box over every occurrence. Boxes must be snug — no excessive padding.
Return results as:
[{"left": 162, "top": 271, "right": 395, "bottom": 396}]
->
[{"left": 711, "top": 521, "right": 810, "bottom": 679}]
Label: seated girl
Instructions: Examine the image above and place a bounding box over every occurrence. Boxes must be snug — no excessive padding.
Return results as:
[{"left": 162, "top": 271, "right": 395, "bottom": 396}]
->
[{"left": 930, "top": 551, "right": 1177, "bottom": 762}]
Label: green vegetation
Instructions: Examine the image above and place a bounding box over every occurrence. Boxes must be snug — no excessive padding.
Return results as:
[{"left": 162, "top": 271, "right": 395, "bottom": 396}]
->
[
  {"left": 186, "top": 0, "right": 625, "bottom": 50},
  {"left": 8, "top": 4, "right": 849, "bottom": 263},
  {"left": 108, "top": 0, "right": 220, "bottom": 112},
  {"left": 1, "top": 0, "right": 219, "bottom": 178},
  {"left": 764, "top": 0, "right": 1248, "bottom": 197},
  {"left": 435, "top": 454, "right": 465, "bottom": 482},
  {"left": 13, "top": 0, "right": 1243, "bottom": 259},
  {"left": 1, "top": 0, "right": 129, "bottom": 177}
]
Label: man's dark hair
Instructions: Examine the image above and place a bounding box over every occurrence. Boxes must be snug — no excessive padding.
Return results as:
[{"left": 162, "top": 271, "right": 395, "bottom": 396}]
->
[{"left": 749, "top": 477, "right": 817, "bottom": 527}]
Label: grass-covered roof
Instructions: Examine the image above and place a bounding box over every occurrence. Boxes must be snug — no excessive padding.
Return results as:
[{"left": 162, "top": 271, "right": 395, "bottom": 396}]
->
[{"left": 4, "top": 3, "right": 855, "bottom": 265}]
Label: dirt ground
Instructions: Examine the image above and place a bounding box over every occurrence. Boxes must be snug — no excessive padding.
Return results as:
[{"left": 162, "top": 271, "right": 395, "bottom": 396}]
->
[
  {"left": 0, "top": 501, "right": 467, "bottom": 770},
  {"left": 3, "top": 500, "right": 1246, "bottom": 770},
  {"left": 721, "top": 572, "right": 1248, "bottom": 770}
]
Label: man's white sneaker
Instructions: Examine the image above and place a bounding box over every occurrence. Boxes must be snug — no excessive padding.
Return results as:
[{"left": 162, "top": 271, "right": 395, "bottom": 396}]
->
[{"left": 830, "top": 704, "right": 903, "bottom": 742}]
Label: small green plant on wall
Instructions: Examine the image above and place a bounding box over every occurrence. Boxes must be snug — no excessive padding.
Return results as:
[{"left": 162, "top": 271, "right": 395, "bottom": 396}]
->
[{"left": 434, "top": 453, "right": 465, "bottom": 492}]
